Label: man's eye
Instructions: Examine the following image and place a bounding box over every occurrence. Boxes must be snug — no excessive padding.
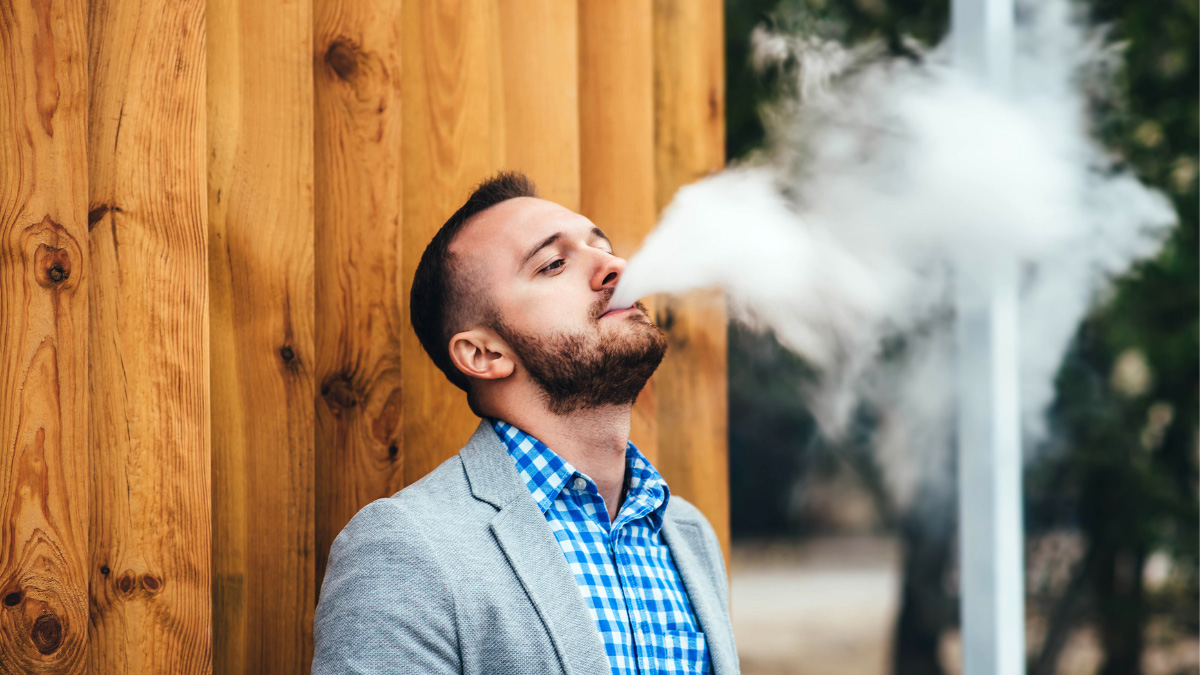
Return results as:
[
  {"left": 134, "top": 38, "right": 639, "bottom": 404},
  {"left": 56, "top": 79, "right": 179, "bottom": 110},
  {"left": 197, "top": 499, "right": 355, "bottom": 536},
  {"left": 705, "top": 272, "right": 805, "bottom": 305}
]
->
[{"left": 540, "top": 259, "right": 565, "bottom": 274}]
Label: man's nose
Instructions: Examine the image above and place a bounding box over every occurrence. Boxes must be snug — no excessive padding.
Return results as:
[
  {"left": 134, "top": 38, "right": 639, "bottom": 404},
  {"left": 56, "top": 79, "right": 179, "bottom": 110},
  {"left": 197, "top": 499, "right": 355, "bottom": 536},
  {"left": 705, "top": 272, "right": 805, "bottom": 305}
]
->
[{"left": 591, "top": 252, "right": 626, "bottom": 291}]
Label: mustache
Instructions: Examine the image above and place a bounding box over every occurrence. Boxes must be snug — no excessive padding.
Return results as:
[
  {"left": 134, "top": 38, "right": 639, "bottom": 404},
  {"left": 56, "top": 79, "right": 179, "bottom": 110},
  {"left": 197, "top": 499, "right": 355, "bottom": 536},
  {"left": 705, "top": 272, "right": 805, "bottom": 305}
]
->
[{"left": 590, "top": 289, "right": 616, "bottom": 322}]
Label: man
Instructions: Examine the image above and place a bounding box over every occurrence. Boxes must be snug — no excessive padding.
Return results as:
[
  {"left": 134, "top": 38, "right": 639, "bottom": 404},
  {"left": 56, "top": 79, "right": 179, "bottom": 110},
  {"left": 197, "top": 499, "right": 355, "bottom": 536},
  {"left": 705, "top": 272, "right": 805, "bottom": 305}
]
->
[{"left": 312, "top": 172, "right": 738, "bottom": 675}]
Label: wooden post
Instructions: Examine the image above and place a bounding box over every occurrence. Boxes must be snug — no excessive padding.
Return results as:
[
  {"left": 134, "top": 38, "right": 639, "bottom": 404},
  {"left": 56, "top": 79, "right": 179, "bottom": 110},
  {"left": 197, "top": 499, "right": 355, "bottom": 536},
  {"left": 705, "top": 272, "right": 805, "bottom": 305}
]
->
[
  {"left": 494, "top": 0, "right": 581, "bottom": 211},
  {"left": 652, "top": 0, "right": 731, "bottom": 561},
  {"left": 399, "top": 0, "right": 502, "bottom": 484},
  {"left": 207, "top": 0, "right": 316, "bottom": 670},
  {"left": 312, "top": 0, "right": 406, "bottom": 602},
  {"left": 87, "top": 0, "right": 211, "bottom": 670},
  {"left": 0, "top": 0, "right": 90, "bottom": 671},
  {"left": 578, "top": 0, "right": 660, "bottom": 460}
]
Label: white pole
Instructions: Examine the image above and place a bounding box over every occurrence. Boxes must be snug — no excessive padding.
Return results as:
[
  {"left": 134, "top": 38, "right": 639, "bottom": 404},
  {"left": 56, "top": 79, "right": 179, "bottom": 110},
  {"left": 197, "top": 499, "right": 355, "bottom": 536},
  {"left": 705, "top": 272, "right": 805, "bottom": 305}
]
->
[{"left": 952, "top": 0, "right": 1026, "bottom": 673}]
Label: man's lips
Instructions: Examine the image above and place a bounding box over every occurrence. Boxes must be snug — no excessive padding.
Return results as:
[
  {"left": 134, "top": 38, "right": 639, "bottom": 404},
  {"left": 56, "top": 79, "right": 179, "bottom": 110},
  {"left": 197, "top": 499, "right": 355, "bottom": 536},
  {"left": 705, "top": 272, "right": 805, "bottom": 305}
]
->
[{"left": 600, "top": 306, "right": 637, "bottom": 319}]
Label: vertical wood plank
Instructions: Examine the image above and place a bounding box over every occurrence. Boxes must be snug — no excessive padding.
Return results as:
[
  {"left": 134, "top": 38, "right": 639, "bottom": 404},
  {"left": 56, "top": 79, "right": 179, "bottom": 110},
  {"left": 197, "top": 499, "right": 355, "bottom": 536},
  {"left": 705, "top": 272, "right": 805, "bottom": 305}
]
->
[
  {"left": 652, "top": 0, "right": 731, "bottom": 562},
  {"left": 0, "top": 0, "right": 90, "bottom": 671},
  {"left": 577, "top": 0, "right": 660, "bottom": 460},
  {"left": 400, "top": 0, "right": 502, "bottom": 484},
  {"left": 312, "top": 0, "right": 405, "bottom": 597},
  {"left": 207, "top": 0, "right": 316, "bottom": 670},
  {"left": 87, "top": 0, "right": 210, "bottom": 670},
  {"left": 494, "top": 0, "right": 580, "bottom": 210}
]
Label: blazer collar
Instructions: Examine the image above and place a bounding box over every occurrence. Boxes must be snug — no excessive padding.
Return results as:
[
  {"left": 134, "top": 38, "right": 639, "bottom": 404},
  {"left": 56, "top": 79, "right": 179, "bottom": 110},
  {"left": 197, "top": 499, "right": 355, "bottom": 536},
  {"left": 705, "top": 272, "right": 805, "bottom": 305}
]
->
[{"left": 459, "top": 418, "right": 528, "bottom": 509}]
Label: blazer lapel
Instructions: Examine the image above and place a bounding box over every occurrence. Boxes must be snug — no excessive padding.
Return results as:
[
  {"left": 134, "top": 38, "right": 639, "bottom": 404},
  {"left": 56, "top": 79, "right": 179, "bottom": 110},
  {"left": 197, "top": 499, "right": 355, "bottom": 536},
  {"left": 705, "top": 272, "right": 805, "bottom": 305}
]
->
[
  {"left": 491, "top": 500, "right": 612, "bottom": 675},
  {"left": 460, "top": 420, "right": 611, "bottom": 675},
  {"left": 662, "top": 517, "right": 738, "bottom": 675}
]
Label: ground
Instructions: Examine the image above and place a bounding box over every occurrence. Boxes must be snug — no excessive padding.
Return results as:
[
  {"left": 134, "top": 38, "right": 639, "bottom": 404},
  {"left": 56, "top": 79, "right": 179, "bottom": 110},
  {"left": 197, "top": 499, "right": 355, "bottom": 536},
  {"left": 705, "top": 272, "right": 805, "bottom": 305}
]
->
[{"left": 729, "top": 537, "right": 1199, "bottom": 675}]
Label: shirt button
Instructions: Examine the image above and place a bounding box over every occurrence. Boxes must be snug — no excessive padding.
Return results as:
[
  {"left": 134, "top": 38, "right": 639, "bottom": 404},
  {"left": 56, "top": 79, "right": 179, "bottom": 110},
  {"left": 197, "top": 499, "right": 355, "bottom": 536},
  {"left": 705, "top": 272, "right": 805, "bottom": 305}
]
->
[{"left": 573, "top": 477, "right": 587, "bottom": 490}]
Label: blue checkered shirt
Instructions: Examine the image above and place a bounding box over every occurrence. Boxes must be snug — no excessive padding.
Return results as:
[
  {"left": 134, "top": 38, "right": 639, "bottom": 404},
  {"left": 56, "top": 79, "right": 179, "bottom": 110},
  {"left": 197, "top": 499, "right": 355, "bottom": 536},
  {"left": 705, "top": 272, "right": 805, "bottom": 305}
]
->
[{"left": 491, "top": 419, "right": 711, "bottom": 675}]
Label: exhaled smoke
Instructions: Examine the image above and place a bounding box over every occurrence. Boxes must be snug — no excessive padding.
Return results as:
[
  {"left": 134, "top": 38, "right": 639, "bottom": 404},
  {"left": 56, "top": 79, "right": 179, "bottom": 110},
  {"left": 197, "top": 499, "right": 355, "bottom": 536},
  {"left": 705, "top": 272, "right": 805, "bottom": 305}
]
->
[{"left": 609, "top": 0, "right": 1174, "bottom": 509}]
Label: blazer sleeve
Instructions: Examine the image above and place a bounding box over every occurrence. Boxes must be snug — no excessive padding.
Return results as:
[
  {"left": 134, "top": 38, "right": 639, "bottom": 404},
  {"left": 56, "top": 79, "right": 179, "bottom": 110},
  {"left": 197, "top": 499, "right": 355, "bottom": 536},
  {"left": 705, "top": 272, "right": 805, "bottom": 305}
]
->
[{"left": 312, "top": 498, "right": 461, "bottom": 675}]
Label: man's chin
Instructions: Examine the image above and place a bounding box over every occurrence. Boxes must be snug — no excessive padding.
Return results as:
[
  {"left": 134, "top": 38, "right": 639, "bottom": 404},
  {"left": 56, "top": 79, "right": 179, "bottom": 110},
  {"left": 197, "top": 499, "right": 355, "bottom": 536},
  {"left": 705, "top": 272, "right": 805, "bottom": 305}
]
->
[{"left": 493, "top": 311, "right": 667, "bottom": 415}]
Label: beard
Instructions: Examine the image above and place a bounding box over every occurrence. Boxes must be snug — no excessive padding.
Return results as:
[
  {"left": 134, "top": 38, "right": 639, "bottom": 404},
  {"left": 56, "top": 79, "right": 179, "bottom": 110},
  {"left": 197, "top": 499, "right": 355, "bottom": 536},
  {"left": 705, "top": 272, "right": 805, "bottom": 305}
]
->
[{"left": 490, "top": 297, "right": 668, "bottom": 415}]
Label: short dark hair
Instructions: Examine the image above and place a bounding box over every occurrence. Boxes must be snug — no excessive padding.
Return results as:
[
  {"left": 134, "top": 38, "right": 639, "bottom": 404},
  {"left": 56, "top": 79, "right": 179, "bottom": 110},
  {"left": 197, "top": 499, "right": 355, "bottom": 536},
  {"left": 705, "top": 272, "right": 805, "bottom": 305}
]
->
[{"left": 410, "top": 170, "right": 539, "bottom": 393}]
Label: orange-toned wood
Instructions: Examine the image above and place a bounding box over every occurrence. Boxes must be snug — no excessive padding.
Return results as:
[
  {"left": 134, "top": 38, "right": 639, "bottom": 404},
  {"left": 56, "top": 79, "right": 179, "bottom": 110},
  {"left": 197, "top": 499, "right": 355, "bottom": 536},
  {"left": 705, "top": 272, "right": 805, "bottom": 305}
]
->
[
  {"left": 0, "top": 0, "right": 90, "bottom": 671},
  {"left": 652, "top": 0, "right": 731, "bottom": 563},
  {"left": 578, "top": 0, "right": 661, "bottom": 461},
  {"left": 312, "top": 0, "right": 406, "bottom": 603},
  {"left": 88, "top": 0, "right": 211, "bottom": 669},
  {"left": 207, "top": 0, "right": 316, "bottom": 670},
  {"left": 400, "top": 0, "right": 502, "bottom": 484},
  {"left": 494, "top": 0, "right": 581, "bottom": 210}
]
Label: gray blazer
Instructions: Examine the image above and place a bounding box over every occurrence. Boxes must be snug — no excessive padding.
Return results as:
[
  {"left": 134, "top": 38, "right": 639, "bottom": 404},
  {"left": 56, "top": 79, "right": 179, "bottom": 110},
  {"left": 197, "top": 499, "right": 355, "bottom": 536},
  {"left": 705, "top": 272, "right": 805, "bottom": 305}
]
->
[{"left": 312, "top": 419, "right": 739, "bottom": 675}]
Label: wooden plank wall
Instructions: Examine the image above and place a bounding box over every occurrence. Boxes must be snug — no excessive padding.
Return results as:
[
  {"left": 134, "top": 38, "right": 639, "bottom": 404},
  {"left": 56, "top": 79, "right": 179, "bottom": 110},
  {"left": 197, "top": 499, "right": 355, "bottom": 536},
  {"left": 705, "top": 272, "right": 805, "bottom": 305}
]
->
[
  {"left": 651, "top": 0, "right": 730, "bottom": 564},
  {"left": 0, "top": 0, "right": 727, "bottom": 670},
  {"left": 312, "top": 0, "right": 406, "bottom": 622},
  {"left": 207, "top": 0, "right": 315, "bottom": 672},
  {"left": 89, "top": 1, "right": 211, "bottom": 674},
  {"left": 0, "top": 0, "right": 90, "bottom": 671}
]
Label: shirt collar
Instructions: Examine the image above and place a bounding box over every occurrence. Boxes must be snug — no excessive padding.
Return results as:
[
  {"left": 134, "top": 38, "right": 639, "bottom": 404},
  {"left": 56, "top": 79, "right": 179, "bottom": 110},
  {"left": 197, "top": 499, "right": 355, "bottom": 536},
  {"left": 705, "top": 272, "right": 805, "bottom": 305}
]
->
[{"left": 490, "top": 418, "right": 671, "bottom": 528}]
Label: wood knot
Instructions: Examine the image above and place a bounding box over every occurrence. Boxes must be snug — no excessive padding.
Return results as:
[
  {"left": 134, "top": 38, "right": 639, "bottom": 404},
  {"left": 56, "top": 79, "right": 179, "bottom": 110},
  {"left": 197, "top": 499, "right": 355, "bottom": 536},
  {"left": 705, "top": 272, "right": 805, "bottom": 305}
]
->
[
  {"left": 117, "top": 570, "right": 136, "bottom": 595},
  {"left": 99, "top": 565, "right": 110, "bottom": 576},
  {"left": 320, "top": 375, "right": 359, "bottom": 412},
  {"left": 325, "top": 39, "right": 361, "bottom": 82},
  {"left": 35, "top": 244, "right": 72, "bottom": 288},
  {"left": 141, "top": 574, "right": 161, "bottom": 593},
  {"left": 387, "top": 443, "right": 399, "bottom": 460},
  {"left": 2, "top": 590, "right": 21, "bottom": 607},
  {"left": 31, "top": 613, "right": 62, "bottom": 655},
  {"left": 87, "top": 204, "right": 121, "bottom": 230},
  {"left": 279, "top": 346, "right": 295, "bottom": 363}
]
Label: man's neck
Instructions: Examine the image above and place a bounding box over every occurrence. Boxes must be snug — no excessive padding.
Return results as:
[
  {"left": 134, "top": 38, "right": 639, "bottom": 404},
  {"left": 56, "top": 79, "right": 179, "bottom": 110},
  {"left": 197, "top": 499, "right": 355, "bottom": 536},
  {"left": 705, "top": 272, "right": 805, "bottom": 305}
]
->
[{"left": 494, "top": 403, "right": 632, "bottom": 523}]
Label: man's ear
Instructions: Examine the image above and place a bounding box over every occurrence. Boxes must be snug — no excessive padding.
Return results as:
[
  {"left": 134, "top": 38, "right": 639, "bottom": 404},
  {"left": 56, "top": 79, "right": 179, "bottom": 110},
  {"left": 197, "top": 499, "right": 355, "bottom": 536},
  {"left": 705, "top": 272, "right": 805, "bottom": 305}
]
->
[{"left": 447, "top": 328, "right": 515, "bottom": 383}]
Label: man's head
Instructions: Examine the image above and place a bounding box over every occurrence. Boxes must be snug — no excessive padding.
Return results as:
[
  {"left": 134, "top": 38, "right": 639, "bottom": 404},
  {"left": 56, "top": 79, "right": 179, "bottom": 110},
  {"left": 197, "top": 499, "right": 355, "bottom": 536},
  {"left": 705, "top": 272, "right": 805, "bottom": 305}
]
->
[{"left": 410, "top": 171, "right": 667, "bottom": 416}]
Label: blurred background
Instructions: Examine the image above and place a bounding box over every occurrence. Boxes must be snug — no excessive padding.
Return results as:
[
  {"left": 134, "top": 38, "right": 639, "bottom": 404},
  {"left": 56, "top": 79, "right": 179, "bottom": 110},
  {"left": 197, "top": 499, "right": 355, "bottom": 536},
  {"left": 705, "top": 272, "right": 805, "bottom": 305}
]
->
[{"left": 721, "top": 1, "right": 1198, "bottom": 674}]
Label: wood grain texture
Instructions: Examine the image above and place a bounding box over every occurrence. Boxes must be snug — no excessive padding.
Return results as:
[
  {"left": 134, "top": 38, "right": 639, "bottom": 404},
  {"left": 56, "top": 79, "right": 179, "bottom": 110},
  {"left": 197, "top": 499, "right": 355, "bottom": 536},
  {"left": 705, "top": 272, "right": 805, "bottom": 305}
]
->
[
  {"left": 400, "top": 0, "right": 502, "bottom": 485},
  {"left": 652, "top": 0, "right": 731, "bottom": 563},
  {"left": 494, "top": 0, "right": 580, "bottom": 210},
  {"left": 0, "top": 0, "right": 90, "bottom": 671},
  {"left": 578, "top": 0, "right": 660, "bottom": 461},
  {"left": 207, "top": 0, "right": 316, "bottom": 670},
  {"left": 87, "top": 0, "right": 211, "bottom": 670},
  {"left": 312, "top": 0, "right": 406, "bottom": 600}
]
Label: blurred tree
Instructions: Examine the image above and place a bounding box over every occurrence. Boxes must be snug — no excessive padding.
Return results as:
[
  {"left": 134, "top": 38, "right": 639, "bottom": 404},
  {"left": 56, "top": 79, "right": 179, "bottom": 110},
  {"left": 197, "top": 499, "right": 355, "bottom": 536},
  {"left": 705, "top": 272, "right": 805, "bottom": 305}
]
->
[
  {"left": 723, "top": 0, "right": 1198, "bottom": 673},
  {"left": 1027, "top": 0, "right": 1198, "bottom": 671}
]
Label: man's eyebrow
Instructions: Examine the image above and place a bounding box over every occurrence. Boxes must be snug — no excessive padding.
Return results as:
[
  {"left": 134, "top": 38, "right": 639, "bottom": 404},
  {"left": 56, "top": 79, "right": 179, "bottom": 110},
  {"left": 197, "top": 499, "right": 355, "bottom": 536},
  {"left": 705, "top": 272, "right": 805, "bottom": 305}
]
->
[
  {"left": 520, "top": 228, "right": 612, "bottom": 268},
  {"left": 592, "top": 227, "right": 611, "bottom": 248},
  {"left": 521, "top": 233, "right": 561, "bottom": 268}
]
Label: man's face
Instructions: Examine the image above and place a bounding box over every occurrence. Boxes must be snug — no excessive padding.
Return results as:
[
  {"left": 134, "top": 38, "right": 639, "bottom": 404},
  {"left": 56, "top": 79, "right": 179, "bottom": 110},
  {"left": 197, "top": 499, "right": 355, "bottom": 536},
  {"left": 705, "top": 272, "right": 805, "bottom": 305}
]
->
[{"left": 450, "top": 197, "right": 667, "bottom": 413}]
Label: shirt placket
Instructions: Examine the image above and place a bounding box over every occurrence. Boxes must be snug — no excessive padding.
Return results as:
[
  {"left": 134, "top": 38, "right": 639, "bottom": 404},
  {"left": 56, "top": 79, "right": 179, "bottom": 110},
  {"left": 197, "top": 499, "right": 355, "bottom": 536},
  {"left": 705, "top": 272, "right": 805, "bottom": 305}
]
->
[
  {"left": 615, "top": 520, "right": 661, "bottom": 675},
  {"left": 573, "top": 479, "right": 637, "bottom": 674}
]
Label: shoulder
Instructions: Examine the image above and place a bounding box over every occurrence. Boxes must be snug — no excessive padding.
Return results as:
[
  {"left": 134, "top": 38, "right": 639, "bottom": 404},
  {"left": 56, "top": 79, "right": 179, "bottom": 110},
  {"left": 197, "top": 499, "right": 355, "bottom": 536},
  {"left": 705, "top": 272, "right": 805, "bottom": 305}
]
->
[
  {"left": 314, "top": 465, "right": 467, "bottom": 673},
  {"left": 333, "top": 451, "right": 492, "bottom": 557},
  {"left": 332, "top": 454, "right": 463, "bottom": 538},
  {"left": 316, "top": 454, "right": 481, "bottom": 632}
]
